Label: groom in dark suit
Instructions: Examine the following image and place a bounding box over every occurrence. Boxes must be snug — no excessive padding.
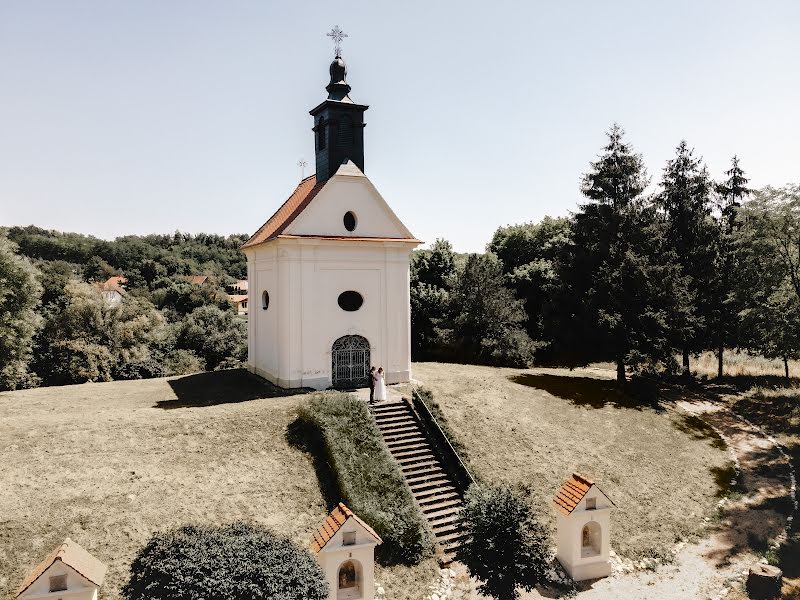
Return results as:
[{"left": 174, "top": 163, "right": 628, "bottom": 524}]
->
[{"left": 368, "top": 366, "right": 376, "bottom": 403}]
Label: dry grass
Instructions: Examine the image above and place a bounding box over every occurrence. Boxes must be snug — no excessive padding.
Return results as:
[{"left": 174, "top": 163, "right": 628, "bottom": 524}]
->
[
  {"left": 691, "top": 350, "right": 800, "bottom": 379},
  {"left": 0, "top": 370, "right": 439, "bottom": 600},
  {"left": 413, "top": 362, "right": 732, "bottom": 562}
]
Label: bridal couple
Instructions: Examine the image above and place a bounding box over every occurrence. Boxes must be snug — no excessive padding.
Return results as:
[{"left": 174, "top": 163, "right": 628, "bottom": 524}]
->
[{"left": 368, "top": 366, "right": 386, "bottom": 403}]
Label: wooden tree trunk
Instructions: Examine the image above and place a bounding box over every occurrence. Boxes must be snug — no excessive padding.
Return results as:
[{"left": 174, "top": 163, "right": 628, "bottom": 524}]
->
[
  {"left": 718, "top": 345, "right": 724, "bottom": 378},
  {"left": 785, "top": 357, "right": 790, "bottom": 380},
  {"left": 617, "top": 359, "right": 626, "bottom": 384},
  {"left": 682, "top": 348, "right": 690, "bottom": 378}
]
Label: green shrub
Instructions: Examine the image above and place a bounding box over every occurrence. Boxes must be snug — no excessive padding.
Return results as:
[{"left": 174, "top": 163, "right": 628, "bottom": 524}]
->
[
  {"left": 456, "top": 482, "right": 550, "bottom": 600},
  {"left": 122, "top": 522, "right": 327, "bottom": 600},
  {"left": 296, "top": 393, "right": 433, "bottom": 564}
]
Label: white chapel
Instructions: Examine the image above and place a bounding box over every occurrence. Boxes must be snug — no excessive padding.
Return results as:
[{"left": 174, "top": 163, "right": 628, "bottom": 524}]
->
[{"left": 241, "top": 43, "right": 420, "bottom": 390}]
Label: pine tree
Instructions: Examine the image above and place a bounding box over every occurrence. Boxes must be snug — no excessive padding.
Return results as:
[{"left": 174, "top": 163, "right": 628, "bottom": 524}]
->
[
  {"left": 569, "top": 125, "right": 688, "bottom": 382},
  {"left": 709, "top": 156, "right": 750, "bottom": 377},
  {"left": 656, "top": 140, "right": 717, "bottom": 377}
]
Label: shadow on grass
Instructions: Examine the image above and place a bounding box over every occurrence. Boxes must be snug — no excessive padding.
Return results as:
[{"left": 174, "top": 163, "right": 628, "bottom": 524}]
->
[
  {"left": 285, "top": 417, "right": 341, "bottom": 511},
  {"left": 674, "top": 413, "right": 728, "bottom": 451},
  {"left": 155, "top": 369, "right": 310, "bottom": 409},
  {"left": 509, "top": 373, "right": 658, "bottom": 410},
  {"left": 701, "top": 374, "right": 800, "bottom": 398}
]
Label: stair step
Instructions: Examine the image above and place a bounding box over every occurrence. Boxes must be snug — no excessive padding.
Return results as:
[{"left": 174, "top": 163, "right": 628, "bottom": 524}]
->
[
  {"left": 372, "top": 400, "right": 405, "bottom": 409},
  {"left": 396, "top": 455, "right": 438, "bottom": 468},
  {"left": 414, "top": 484, "right": 457, "bottom": 500},
  {"left": 405, "top": 467, "right": 447, "bottom": 481},
  {"left": 386, "top": 436, "right": 427, "bottom": 448},
  {"left": 382, "top": 426, "right": 421, "bottom": 438},
  {"left": 385, "top": 435, "right": 425, "bottom": 446},
  {"left": 437, "top": 530, "right": 468, "bottom": 545},
  {"left": 391, "top": 444, "right": 434, "bottom": 460},
  {"left": 432, "top": 522, "right": 462, "bottom": 538},
  {"left": 417, "top": 490, "right": 460, "bottom": 506},
  {"left": 424, "top": 504, "right": 462, "bottom": 521},
  {"left": 378, "top": 422, "right": 418, "bottom": 433},
  {"left": 391, "top": 442, "right": 431, "bottom": 454},
  {"left": 409, "top": 477, "right": 451, "bottom": 492},
  {"left": 421, "top": 498, "right": 462, "bottom": 513},
  {"left": 401, "top": 459, "right": 441, "bottom": 473},
  {"left": 439, "top": 552, "right": 456, "bottom": 566},
  {"left": 373, "top": 408, "right": 409, "bottom": 419},
  {"left": 374, "top": 415, "right": 416, "bottom": 425}
]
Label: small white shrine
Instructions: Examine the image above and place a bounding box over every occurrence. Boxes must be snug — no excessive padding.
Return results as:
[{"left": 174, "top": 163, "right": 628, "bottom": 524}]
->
[
  {"left": 311, "top": 503, "right": 383, "bottom": 600},
  {"left": 553, "top": 472, "right": 616, "bottom": 581},
  {"left": 15, "top": 538, "right": 107, "bottom": 600}
]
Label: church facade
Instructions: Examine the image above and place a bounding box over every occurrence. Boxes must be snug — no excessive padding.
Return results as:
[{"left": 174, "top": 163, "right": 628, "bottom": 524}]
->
[{"left": 241, "top": 51, "right": 420, "bottom": 390}]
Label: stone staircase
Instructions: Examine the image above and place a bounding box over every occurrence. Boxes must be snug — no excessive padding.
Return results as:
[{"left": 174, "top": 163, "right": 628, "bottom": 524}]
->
[{"left": 370, "top": 398, "right": 466, "bottom": 564}]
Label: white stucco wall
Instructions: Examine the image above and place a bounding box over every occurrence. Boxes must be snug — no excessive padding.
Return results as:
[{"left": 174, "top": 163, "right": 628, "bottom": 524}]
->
[
  {"left": 285, "top": 174, "right": 412, "bottom": 240},
  {"left": 18, "top": 562, "right": 98, "bottom": 600},
  {"left": 555, "top": 489, "right": 613, "bottom": 581},
  {"left": 245, "top": 170, "right": 417, "bottom": 390}
]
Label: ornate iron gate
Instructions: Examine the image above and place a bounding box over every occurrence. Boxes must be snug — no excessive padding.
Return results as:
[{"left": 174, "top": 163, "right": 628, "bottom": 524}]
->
[{"left": 331, "top": 335, "right": 370, "bottom": 389}]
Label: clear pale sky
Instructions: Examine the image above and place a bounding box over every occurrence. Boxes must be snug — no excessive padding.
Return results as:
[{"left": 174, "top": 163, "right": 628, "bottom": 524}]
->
[{"left": 1, "top": 1, "right": 798, "bottom": 252}]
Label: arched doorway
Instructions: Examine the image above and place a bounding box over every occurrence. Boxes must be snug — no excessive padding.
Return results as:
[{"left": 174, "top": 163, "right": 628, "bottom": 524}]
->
[
  {"left": 331, "top": 335, "right": 370, "bottom": 389},
  {"left": 337, "top": 558, "right": 362, "bottom": 599},
  {"left": 581, "top": 521, "right": 601, "bottom": 557}
]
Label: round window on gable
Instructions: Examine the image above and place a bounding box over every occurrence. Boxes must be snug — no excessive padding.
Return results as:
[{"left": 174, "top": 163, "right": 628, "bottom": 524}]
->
[
  {"left": 343, "top": 211, "right": 357, "bottom": 232},
  {"left": 337, "top": 291, "right": 364, "bottom": 311},
  {"left": 262, "top": 290, "right": 270, "bottom": 310}
]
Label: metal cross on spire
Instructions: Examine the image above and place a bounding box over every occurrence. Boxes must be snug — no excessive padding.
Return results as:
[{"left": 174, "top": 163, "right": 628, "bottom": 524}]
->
[{"left": 326, "top": 25, "right": 348, "bottom": 57}]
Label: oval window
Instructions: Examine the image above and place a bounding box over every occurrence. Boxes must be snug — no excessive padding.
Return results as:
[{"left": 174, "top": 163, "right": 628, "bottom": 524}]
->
[
  {"left": 337, "top": 291, "right": 363, "bottom": 311},
  {"left": 262, "top": 290, "right": 270, "bottom": 310},
  {"left": 343, "top": 211, "right": 357, "bottom": 232}
]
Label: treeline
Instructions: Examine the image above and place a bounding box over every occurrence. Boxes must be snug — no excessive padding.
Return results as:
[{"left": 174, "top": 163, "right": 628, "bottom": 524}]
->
[
  {"left": 0, "top": 228, "right": 249, "bottom": 390},
  {"left": 412, "top": 124, "right": 800, "bottom": 382}
]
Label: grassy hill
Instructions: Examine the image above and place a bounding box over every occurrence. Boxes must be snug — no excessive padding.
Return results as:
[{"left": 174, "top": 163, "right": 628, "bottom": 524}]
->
[
  {"left": 412, "top": 362, "right": 732, "bottom": 562},
  {"left": 0, "top": 370, "right": 438, "bottom": 599},
  {"left": 0, "top": 364, "right": 734, "bottom": 599}
]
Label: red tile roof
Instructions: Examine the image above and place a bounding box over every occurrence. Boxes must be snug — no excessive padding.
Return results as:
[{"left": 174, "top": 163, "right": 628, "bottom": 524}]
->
[
  {"left": 16, "top": 538, "right": 107, "bottom": 597},
  {"left": 553, "top": 472, "right": 595, "bottom": 516},
  {"left": 241, "top": 175, "right": 325, "bottom": 249},
  {"left": 183, "top": 275, "right": 209, "bottom": 285},
  {"left": 104, "top": 276, "right": 127, "bottom": 287},
  {"left": 310, "top": 503, "right": 383, "bottom": 554}
]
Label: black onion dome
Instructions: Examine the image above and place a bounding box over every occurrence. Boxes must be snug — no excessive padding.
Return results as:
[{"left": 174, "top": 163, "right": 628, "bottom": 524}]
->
[{"left": 329, "top": 55, "right": 347, "bottom": 85}]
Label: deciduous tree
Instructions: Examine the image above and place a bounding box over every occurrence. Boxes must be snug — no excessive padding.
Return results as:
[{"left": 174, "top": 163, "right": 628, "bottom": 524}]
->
[
  {"left": 456, "top": 483, "right": 550, "bottom": 600},
  {"left": 443, "top": 253, "right": 538, "bottom": 367},
  {"left": 0, "top": 236, "right": 43, "bottom": 389}
]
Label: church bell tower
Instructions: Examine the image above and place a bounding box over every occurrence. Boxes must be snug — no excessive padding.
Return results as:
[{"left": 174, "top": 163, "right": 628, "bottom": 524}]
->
[{"left": 309, "top": 49, "right": 368, "bottom": 184}]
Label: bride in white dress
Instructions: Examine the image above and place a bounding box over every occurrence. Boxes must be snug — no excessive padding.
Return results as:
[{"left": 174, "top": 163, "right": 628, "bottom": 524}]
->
[{"left": 374, "top": 367, "right": 387, "bottom": 402}]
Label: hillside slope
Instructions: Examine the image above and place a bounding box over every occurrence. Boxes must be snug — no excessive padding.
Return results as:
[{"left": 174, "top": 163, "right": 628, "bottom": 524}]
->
[{"left": 0, "top": 371, "right": 327, "bottom": 598}]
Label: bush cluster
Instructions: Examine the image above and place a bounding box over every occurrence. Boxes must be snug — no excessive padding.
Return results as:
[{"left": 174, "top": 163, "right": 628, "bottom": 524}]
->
[
  {"left": 122, "top": 522, "right": 327, "bottom": 600},
  {"left": 296, "top": 393, "right": 434, "bottom": 564},
  {"left": 456, "top": 482, "right": 551, "bottom": 600}
]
